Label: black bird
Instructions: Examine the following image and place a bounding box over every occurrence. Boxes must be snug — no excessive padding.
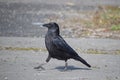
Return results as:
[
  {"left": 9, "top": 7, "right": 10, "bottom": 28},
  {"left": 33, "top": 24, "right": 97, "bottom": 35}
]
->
[{"left": 34, "top": 22, "right": 91, "bottom": 70}]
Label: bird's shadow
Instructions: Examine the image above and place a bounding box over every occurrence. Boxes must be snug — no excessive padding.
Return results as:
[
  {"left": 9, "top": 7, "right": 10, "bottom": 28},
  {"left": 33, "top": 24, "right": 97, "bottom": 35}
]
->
[{"left": 55, "top": 65, "right": 91, "bottom": 71}]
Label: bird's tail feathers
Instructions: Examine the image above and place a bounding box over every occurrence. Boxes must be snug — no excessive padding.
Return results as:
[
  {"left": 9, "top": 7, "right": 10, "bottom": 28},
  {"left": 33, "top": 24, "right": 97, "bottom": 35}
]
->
[{"left": 74, "top": 56, "right": 91, "bottom": 67}]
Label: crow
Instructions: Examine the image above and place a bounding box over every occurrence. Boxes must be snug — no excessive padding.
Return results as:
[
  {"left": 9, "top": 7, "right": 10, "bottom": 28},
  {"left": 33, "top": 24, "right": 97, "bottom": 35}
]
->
[{"left": 34, "top": 22, "right": 91, "bottom": 70}]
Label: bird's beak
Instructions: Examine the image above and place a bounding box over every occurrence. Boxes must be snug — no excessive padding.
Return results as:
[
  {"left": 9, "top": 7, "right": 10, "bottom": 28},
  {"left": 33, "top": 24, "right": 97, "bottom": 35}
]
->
[
  {"left": 42, "top": 23, "right": 49, "bottom": 27},
  {"left": 42, "top": 24, "right": 47, "bottom": 27},
  {"left": 32, "top": 22, "right": 44, "bottom": 27}
]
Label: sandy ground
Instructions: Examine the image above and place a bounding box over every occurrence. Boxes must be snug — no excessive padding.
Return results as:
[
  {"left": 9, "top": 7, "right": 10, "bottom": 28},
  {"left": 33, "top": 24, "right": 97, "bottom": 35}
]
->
[{"left": 0, "top": 37, "right": 120, "bottom": 80}]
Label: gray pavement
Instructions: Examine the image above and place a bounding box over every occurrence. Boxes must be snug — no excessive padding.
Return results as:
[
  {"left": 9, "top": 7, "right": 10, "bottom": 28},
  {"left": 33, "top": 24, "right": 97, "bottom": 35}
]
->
[
  {"left": 0, "top": 37, "right": 120, "bottom": 50},
  {"left": 0, "top": 37, "right": 120, "bottom": 80},
  {"left": 0, "top": 50, "right": 120, "bottom": 80}
]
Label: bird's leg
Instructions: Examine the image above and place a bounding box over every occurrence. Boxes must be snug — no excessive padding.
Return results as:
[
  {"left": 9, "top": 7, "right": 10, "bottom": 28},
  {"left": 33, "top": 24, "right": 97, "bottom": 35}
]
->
[
  {"left": 46, "top": 54, "right": 51, "bottom": 62},
  {"left": 34, "top": 55, "right": 51, "bottom": 70},
  {"left": 64, "top": 60, "right": 68, "bottom": 71}
]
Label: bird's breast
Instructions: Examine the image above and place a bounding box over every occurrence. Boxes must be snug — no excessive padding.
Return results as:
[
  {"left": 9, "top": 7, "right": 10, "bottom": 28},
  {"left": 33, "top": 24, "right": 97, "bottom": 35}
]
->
[{"left": 45, "top": 35, "right": 54, "bottom": 51}]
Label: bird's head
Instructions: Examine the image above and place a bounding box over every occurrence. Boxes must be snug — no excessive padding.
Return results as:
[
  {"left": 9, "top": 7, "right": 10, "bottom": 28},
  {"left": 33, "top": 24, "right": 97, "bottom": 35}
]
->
[
  {"left": 43, "top": 22, "right": 60, "bottom": 35},
  {"left": 32, "top": 22, "right": 60, "bottom": 35},
  {"left": 43, "top": 22, "right": 59, "bottom": 29}
]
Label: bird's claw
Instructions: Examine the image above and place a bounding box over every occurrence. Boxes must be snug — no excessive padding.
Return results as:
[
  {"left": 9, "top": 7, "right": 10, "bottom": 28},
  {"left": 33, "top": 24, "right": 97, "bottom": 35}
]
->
[{"left": 34, "top": 66, "right": 45, "bottom": 70}]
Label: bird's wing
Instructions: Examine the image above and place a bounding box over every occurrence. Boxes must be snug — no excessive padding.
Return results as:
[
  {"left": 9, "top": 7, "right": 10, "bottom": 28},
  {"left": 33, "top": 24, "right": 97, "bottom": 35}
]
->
[
  {"left": 52, "top": 36, "right": 78, "bottom": 57},
  {"left": 53, "top": 37, "right": 91, "bottom": 68}
]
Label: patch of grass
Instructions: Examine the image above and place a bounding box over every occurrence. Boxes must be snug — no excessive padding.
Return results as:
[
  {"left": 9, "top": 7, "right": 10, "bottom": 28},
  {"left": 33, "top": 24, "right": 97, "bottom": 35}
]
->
[
  {"left": 76, "top": 48, "right": 120, "bottom": 54},
  {"left": 111, "top": 24, "right": 120, "bottom": 30},
  {"left": 86, "top": 49, "right": 107, "bottom": 54},
  {"left": 0, "top": 46, "right": 47, "bottom": 52},
  {"left": 66, "top": 6, "right": 120, "bottom": 30},
  {"left": 116, "top": 50, "right": 120, "bottom": 54},
  {"left": 92, "top": 6, "right": 120, "bottom": 29},
  {"left": 92, "top": 66, "right": 100, "bottom": 69},
  {"left": 0, "top": 46, "right": 120, "bottom": 54},
  {"left": 82, "top": 49, "right": 120, "bottom": 54}
]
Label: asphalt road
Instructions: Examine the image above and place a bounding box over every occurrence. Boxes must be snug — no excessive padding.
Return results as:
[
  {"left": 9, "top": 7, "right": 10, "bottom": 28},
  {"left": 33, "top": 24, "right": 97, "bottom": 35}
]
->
[
  {"left": 0, "top": 37, "right": 120, "bottom": 80},
  {"left": 0, "top": 50, "right": 120, "bottom": 80}
]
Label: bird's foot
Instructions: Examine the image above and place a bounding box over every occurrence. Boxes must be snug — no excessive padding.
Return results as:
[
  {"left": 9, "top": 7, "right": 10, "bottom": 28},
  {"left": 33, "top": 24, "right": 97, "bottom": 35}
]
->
[
  {"left": 34, "top": 65, "right": 45, "bottom": 70},
  {"left": 60, "top": 67, "right": 70, "bottom": 72},
  {"left": 34, "top": 63, "right": 47, "bottom": 70}
]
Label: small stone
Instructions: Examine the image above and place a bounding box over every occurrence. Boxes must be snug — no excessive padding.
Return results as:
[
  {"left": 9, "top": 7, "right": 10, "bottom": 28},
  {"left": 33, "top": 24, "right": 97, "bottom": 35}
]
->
[
  {"left": 115, "top": 77, "right": 118, "bottom": 79},
  {"left": 105, "top": 65, "right": 107, "bottom": 67}
]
